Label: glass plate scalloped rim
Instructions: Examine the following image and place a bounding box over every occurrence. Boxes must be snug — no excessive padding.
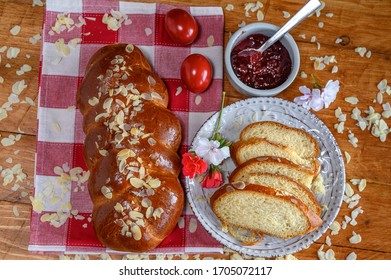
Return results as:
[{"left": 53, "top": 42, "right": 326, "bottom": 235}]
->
[{"left": 185, "top": 97, "right": 345, "bottom": 258}]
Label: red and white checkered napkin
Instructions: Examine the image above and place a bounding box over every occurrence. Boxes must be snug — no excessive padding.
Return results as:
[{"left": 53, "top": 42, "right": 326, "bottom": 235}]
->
[{"left": 29, "top": 0, "right": 224, "bottom": 255}]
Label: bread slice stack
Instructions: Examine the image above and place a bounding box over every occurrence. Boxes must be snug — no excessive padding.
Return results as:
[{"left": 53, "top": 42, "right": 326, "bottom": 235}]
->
[{"left": 211, "top": 121, "right": 323, "bottom": 244}]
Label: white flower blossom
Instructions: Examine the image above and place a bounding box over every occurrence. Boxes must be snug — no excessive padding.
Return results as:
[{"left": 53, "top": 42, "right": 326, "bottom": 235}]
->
[
  {"left": 194, "top": 138, "right": 230, "bottom": 166},
  {"left": 294, "top": 80, "right": 340, "bottom": 111}
]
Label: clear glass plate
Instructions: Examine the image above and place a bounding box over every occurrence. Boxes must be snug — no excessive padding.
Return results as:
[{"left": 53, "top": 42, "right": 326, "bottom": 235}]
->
[{"left": 185, "top": 97, "right": 345, "bottom": 258}]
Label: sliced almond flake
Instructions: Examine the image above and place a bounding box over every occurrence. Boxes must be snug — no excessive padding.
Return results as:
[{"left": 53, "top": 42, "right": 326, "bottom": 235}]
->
[
  {"left": 10, "top": 25, "right": 21, "bottom": 36},
  {"left": 1, "top": 137, "right": 15, "bottom": 147},
  {"left": 147, "top": 137, "right": 156, "bottom": 146},
  {"left": 225, "top": 4, "right": 234, "bottom": 11},
  {"left": 0, "top": 76, "right": 4, "bottom": 84},
  {"left": 325, "top": 249, "right": 336, "bottom": 260},
  {"left": 349, "top": 232, "right": 362, "bottom": 244},
  {"left": 354, "top": 47, "right": 367, "bottom": 57},
  {"left": 299, "top": 34, "right": 306, "bottom": 39},
  {"left": 325, "top": 12, "right": 334, "bottom": 18},
  {"left": 189, "top": 217, "right": 198, "bottom": 233},
  {"left": 114, "top": 202, "right": 123, "bottom": 212},
  {"left": 325, "top": 236, "right": 332, "bottom": 246},
  {"left": 310, "top": 36, "right": 317, "bottom": 43},
  {"left": 300, "top": 71, "right": 307, "bottom": 78},
  {"left": 335, "top": 38, "right": 343, "bottom": 44},
  {"left": 6, "top": 47, "right": 20, "bottom": 59},
  {"left": 207, "top": 35, "right": 215, "bottom": 47},
  {"left": 346, "top": 252, "right": 357, "bottom": 260},
  {"left": 125, "top": 44, "right": 134, "bottom": 53},
  {"left": 131, "top": 225, "right": 142, "bottom": 240},
  {"left": 344, "top": 151, "right": 351, "bottom": 164},
  {"left": 365, "top": 50, "right": 372, "bottom": 58},
  {"left": 331, "top": 65, "right": 338, "bottom": 73},
  {"left": 282, "top": 11, "right": 290, "bottom": 18},
  {"left": 101, "top": 186, "right": 112, "bottom": 199},
  {"left": 238, "top": 21, "right": 246, "bottom": 28},
  {"left": 88, "top": 97, "right": 99, "bottom": 106},
  {"left": 358, "top": 179, "right": 367, "bottom": 192},
  {"left": 377, "top": 92, "right": 383, "bottom": 104},
  {"left": 130, "top": 177, "right": 144, "bottom": 188},
  {"left": 147, "top": 75, "right": 156, "bottom": 86},
  {"left": 256, "top": 10, "right": 264, "bottom": 21},
  {"left": 195, "top": 95, "right": 202, "bottom": 105},
  {"left": 141, "top": 198, "right": 152, "bottom": 208},
  {"left": 144, "top": 27, "right": 152, "bottom": 37},
  {"left": 175, "top": 86, "right": 183, "bottom": 96},
  {"left": 345, "top": 96, "right": 359, "bottom": 105},
  {"left": 52, "top": 123, "right": 61, "bottom": 132},
  {"left": 329, "top": 220, "right": 341, "bottom": 235}
]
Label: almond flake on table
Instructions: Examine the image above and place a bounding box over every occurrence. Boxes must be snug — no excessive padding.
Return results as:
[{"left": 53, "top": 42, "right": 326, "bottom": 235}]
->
[
  {"left": 207, "top": 35, "right": 215, "bottom": 47},
  {"left": 348, "top": 131, "right": 358, "bottom": 148},
  {"left": 346, "top": 252, "right": 357, "bottom": 260},
  {"left": 32, "top": 0, "right": 45, "bottom": 7},
  {"left": 331, "top": 65, "right": 338, "bottom": 73},
  {"left": 354, "top": 47, "right": 367, "bottom": 57},
  {"left": 12, "top": 205, "right": 20, "bottom": 217},
  {"left": 29, "top": 33, "right": 42, "bottom": 45},
  {"left": 6, "top": 47, "right": 20, "bottom": 59},
  {"left": 225, "top": 4, "right": 234, "bottom": 11},
  {"left": 238, "top": 20, "right": 246, "bottom": 28},
  {"left": 10, "top": 25, "right": 21, "bottom": 36},
  {"left": 335, "top": 37, "right": 343, "bottom": 44},
  {"left": 349, "top": 231, "right": 362, "bottom": 244},
  {"left": 102, "top": 9, "right": 131, "bottom": 31},
  {"left": 325, "top": 12, "right": 334, "bottom": 18},
  {"left": 145, "top": 28, "right": 152, "bottom": 37},
  {"left": 256, "top": 10, "right": 264, "bottom": 21},
  {"left": 282, "top": 11, "right": 290, "bottom": 18},
  {"left": 344, "top": 151, "right": 351, "bottom": 164},
  {"left": 345, "top": 96, "right": 359, "bottom": 105},
  {"left": 300, "top": 71, "right": 307, "bottom": 78}
]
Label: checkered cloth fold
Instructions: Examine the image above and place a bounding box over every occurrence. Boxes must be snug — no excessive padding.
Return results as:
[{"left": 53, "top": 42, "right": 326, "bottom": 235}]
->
[{"left": 29, "top": 0, "right": 224, "bottom": 254}]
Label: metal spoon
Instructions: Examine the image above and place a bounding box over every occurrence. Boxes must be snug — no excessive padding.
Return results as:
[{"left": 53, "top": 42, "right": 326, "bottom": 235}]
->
[{"left": 239, "top": 0, "right": 322, "bottom": 56}]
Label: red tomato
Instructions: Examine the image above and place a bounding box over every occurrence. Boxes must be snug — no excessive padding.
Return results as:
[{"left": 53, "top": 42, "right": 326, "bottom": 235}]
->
[
  {"left": 165, "top": 8, "right": 198, "bottom": 45},
  {"left": 181, "top": 54, "right": 213, "bottom": 93}
]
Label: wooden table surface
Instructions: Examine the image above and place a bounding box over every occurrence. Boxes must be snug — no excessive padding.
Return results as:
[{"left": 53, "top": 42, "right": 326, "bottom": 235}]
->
[{"left": 0, "top": 0, "right": 390, "bottom": 260}]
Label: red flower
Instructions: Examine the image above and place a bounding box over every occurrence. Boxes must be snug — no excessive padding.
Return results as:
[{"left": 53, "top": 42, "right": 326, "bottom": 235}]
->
[
  {"left": 182, "top": 152, "right": 207, "bottom": 179},
  {"left": 202, "top": 168, "right": 223, "bottom": 189}
]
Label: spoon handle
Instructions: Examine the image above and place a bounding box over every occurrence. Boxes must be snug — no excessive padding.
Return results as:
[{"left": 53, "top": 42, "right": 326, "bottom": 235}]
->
[{"left": 259, "top": 0, "right": 322, "bottom": 53}]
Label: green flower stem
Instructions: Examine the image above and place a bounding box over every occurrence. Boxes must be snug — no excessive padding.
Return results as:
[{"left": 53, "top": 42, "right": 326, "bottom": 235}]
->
[
  {"left": 212, "top": 91, "right": 226, "bottom": 140},
  {"left": 311, "top": 74, "right": 324, "bottom": 89}
]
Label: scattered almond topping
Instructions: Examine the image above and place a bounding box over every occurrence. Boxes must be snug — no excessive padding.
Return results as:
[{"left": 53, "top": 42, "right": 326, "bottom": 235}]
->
[
  {"left": 345, "top": 96, "right": 359, "bottom": 105},
  {"left": 189, "top": 217, "right": 198, "bottom": 233},
  {"left": 10, "top": 25, "right": 21, "bottom": 36},
  {"left": 346, "top": 252, "right": 357, "bottom": 260},
  {"left": 225, "top": 4, "right": 234, "bottom": 11},
  {"left": 207, "top": 35, "right": 215, "bottom": 47},
  {"left": 344, "top": 151, "right": 351, "bottom": 164},
  {"left": 6, "top": 47, "right": 20, "bottom": 59},
  {"left": 349, "top": 231, "right": 362, "bottom": 244},
  {"left": 238, "top": 20, "right": 246, "bottom": 28},
  {"left": 282, "top": 11, "right": 290, "bottom": 18},
  {"left": 354, "top": 47, "right": 367, "bottom": 57},
  {"left": 29, "top": 33, "right": 42, "bottom": 45},
  {"left": 144, "top": 27, "right": 152, "bottom": 37},
  {"left": 175, "top": 86, "right": 183, "bottom": 96}
]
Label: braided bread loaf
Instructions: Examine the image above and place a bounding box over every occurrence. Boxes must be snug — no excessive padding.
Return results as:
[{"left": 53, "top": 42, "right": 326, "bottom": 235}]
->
[{"left": 77, "top": 44, "right": 184, "bottom": 252}]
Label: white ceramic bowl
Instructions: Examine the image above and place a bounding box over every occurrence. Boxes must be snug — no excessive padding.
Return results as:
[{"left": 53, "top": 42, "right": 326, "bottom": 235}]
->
[{"left": 225, "top": 22, "right": 300, "bottom": 97}]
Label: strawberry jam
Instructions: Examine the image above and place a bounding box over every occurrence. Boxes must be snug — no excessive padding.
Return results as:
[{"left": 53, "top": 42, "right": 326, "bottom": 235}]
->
[{"left": 231, "top": 33, "right": 292, "bottom": 89}]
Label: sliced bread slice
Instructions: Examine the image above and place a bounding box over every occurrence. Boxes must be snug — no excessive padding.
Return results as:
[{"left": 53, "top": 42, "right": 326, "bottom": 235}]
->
[
  {"left": 211, "top": 184, "right": 323, "bottom": 239},
  {"left": 240, "top": 121, "right": 320, "bottom": 160},
  {"left": 230, "top": 138, "right": 318, "bottom": 173},
  {"left": 229, "top": 157, "right": 314, "bottom": 187},
  {"left": 244, "top": 172, "right": 321, "bottom": 215},
  {"left": 226, "top": 225, "right": 264, "bottom": 246}
]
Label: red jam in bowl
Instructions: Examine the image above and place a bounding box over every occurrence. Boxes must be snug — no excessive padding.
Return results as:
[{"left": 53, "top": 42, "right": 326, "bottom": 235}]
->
[{"left": 230, "top": 33, "right": 292, "bottom": 90}]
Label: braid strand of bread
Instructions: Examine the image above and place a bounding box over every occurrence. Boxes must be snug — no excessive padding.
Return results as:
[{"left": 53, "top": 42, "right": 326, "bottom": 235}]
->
[{"left": 77, "top": 43, "right": 184, "bottom": 252}]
